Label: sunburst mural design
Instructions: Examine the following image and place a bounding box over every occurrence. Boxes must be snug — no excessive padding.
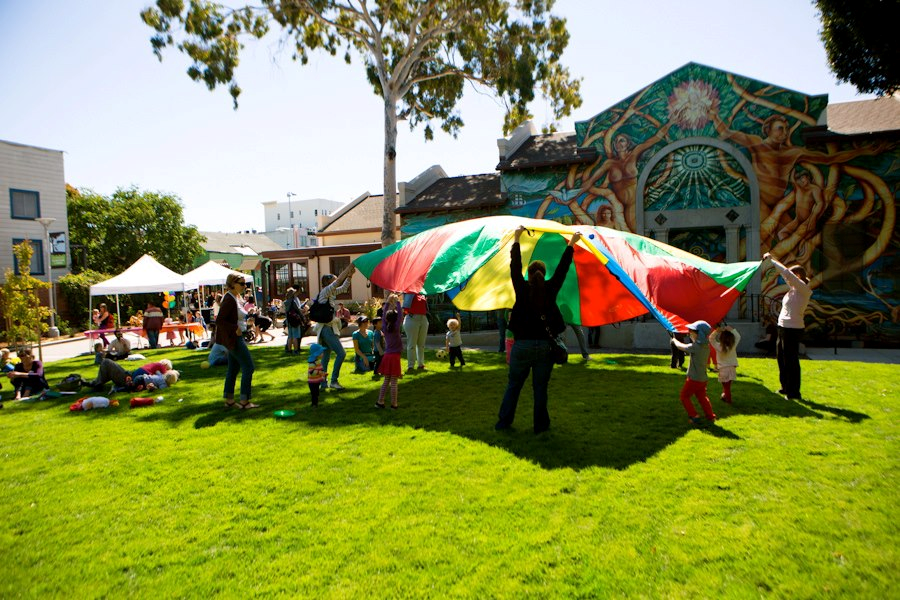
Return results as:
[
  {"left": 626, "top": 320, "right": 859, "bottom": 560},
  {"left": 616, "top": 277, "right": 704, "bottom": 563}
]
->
[{"left": 644, "top": 144, "right": 750, "bottom": 211}]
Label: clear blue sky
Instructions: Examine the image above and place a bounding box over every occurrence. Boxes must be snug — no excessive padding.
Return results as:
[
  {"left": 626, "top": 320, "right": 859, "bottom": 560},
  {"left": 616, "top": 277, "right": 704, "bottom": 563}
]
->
[{"left": 0, "top": 0, "right": 873, "bottom": 233}]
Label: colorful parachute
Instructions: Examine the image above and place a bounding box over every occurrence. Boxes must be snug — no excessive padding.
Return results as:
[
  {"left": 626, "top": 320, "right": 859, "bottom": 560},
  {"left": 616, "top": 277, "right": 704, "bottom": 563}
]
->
[{"left": 353, "top": 216, "right": 761, "bottom": 332}]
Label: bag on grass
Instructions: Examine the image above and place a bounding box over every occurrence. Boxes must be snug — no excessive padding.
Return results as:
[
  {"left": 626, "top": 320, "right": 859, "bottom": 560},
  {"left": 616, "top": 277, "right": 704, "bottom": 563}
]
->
[{"left": 58, "top": 374, "right": 84, "bottom": 392}]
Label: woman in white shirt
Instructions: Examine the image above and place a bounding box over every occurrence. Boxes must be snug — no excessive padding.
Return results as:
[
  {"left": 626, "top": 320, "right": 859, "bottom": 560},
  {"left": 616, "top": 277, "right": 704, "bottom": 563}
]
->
[{"left": 763, "top": 253, "right": 812, "bottom": 400}]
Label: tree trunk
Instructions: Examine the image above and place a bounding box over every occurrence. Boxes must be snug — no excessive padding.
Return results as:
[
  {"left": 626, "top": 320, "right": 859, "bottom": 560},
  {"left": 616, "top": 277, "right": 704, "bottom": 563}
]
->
[{"left": 382, "top": 94, "right": 399, "bottom": 248}]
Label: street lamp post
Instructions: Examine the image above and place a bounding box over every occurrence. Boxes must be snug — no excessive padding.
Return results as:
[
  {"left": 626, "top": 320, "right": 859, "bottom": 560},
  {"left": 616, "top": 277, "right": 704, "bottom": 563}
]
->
[
  {"left": 34, "top": 217, "right": 60, "bottom": 338},
  {"left": 286, "top": 192, "right": 297, "bottom": 248}
]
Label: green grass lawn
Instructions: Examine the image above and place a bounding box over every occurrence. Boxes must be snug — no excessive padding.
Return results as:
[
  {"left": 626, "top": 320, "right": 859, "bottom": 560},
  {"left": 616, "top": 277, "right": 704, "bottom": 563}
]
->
[{"left": 1, "top": 346, "right": 897, "bottom": 597}]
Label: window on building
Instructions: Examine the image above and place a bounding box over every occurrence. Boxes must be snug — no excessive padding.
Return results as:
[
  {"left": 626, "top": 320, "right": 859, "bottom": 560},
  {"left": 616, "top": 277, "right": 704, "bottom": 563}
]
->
[
  {"left": 277, "top": 213, "right": 281, "bottom": 221},
  {"left": 329, "top": 257, "right": 351, "bottom": 299},
  {"left": 10, "top": 189, "right": 40, "bottom": 219},
  {"left": 273, "top": 261, "right": 309, "bottom": 298},
  {"left": 290, "top": 211, "right": 294, "bottom": 218},
  {"left": 314, "top": 209, "right": 318, "bottom": 216},
  {"left": 12, "top": 238, "right": 44, "bottom": 275}
]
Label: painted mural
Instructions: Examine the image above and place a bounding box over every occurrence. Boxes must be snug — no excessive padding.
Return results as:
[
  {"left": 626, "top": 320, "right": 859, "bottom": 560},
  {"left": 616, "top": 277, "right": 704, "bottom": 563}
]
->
[
  {"left": 497, "top": 63, "right": 900, "bottom": 344},
  {"left": 399, "top": 64, "right": 899, "bottom": 343}
]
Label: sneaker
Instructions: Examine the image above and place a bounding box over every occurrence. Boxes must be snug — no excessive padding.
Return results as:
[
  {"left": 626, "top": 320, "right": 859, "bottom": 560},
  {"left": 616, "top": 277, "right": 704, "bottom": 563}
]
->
[
  {"left": 319, "top": 381, "right": 329, "bottom": 390},
  {"left": 329, "top": 382, "right": 346, "bottom": 391},
  {"left": 689, "top": 416, "right": 705, "bottom": 427},
  {"left": 416, "top": 365, "right": 426, "bottom": 371},
  {"left": 405, "top": 368, "right": 416, "bottom": 374},
  {"left": 720, "top": 393, "right": 732, "bottom": 405}
]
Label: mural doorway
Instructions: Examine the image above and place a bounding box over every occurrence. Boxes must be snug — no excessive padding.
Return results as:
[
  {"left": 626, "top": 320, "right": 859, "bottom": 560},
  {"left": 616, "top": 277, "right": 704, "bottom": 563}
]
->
[{"left": 668, "top": 228, "right": 727, "bottom": 263}]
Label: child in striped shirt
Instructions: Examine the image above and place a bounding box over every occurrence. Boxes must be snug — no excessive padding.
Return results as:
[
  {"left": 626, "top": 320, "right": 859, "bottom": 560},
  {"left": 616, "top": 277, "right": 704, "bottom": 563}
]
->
[{"left": 307, "top": 343, "right": 327, "bottom": 408}]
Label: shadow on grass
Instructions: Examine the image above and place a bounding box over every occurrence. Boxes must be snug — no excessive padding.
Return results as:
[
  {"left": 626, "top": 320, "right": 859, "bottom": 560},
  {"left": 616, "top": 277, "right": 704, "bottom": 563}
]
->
[
  {"left": 794, "top": 397, "right": 870, "bottom": 423},
  {"left": 115, "top": 348, "right": 871, "bottom": 471}
]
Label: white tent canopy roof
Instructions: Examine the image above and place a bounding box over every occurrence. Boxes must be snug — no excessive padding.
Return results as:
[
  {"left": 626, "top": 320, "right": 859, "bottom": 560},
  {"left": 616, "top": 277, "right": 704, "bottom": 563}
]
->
[
  {"left": 89, "top": 254, "right": 198, "bottom": 296},
  {"left": 183, "top": 260, "right": 253, "bottom": 286}
]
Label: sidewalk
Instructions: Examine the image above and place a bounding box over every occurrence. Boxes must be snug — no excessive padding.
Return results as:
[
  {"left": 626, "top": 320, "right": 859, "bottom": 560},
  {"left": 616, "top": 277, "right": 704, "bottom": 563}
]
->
[{"left": 22, "top": 331, "right": 900, "bottom": 365}]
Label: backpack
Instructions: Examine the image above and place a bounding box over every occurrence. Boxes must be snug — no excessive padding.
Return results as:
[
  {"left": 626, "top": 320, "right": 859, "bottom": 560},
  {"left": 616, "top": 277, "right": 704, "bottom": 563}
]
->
[
  {"left": 58, "top": 374, "right": 85, "bottom": 392},
  {"left": 286, "top": 299, "right": 305, "bottom": 328},
  {"left": 309, "top": 296, "right": 335, "bottom": 323}
]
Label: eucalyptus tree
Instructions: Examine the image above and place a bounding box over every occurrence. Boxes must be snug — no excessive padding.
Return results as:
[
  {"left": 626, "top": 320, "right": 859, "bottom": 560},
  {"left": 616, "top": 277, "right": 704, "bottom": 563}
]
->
[{"left": 142, "top": 0, "right": 582, "bottom": 245}]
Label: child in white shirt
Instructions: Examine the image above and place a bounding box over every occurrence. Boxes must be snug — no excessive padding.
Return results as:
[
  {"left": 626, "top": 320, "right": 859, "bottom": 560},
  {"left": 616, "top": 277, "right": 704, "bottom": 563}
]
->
[
  {"left": 445, "top": 315, "right": 465, "bottom": 368},
  {"left": 709, "top": 323, "right": 741, "bottom": 404}
]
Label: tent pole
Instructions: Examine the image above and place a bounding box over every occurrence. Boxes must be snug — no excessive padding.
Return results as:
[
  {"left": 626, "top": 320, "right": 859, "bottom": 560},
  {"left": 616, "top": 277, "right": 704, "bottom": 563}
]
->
[
  {"left": 88, "top": 296, "right": 93, "bottom": 352},
  {"left": 116, "top": 294, "right": 121, "bottom": 330}
]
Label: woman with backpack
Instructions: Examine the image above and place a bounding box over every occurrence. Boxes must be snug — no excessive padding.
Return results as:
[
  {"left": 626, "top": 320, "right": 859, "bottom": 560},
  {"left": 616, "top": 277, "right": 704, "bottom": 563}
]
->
[
  {"left": 312, "top": 264, "right": 356, "bottom": 391},
  {"left": 283, "top": 287, "right": 305, "bottom": 354}
]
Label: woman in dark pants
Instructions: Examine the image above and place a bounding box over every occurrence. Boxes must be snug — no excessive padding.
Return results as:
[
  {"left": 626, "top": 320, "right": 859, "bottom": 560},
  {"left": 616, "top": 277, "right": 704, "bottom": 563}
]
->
[
  {"left": 215, "top": 273, "right": 258, "bottom": 409},
  {"left": 7, "top": 347, "right": 49, "bottom": 401},
  {"left": 496, "top": 227, "right": 581, "bottom": 434},
  {"left": 764, "top": 252, "right": 812, "bottom": 400}
]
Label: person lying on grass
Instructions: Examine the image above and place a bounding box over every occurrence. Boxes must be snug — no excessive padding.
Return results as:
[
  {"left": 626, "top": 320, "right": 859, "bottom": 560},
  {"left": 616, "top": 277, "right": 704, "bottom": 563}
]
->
[{"left": 85, "top": 358, "right": 179, "bottom": 393}]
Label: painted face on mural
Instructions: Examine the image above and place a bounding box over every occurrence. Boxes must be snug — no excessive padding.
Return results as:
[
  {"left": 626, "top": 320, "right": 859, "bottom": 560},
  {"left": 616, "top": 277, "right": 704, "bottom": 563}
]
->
[
  {"left": 763, "top": 116, "right": 789, "bottom": 144},
  {"left": 597, "top": 206, "right": 613, "bottom": 224},
  {"left": 614, "top": 134, "right": 631, "bottom": 156}
]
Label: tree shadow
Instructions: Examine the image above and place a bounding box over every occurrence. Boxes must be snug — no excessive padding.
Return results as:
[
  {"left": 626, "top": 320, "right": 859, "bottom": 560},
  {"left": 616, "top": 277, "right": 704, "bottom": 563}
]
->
[{"left": 42, "top": 348, "right": 871, "bottom": 471}]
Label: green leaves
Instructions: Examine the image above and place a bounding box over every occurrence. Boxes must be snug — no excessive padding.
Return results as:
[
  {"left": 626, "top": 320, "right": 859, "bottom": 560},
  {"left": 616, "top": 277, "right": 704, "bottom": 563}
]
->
[
  {"left": 815, "top": 0, "right": 900, "bottom": 95},
  {"left": 140, "top": 0, "right": 582, "bottom": 245},
  {"left": 141, "top": 0, "right": 581, "bottom": 132},
  {"left": 66, "top": 186, "right": 206, "bottom": 276},
  {"left": 142, "top": 1, "right": 268, "bottom": 108},
  {"left": 0, "top": 242, "right": 51, "bottom": 346}
]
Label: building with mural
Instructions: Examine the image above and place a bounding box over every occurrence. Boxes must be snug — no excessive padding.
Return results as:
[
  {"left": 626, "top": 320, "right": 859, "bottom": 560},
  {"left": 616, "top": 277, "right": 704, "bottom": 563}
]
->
[{"left": 400, "top": 63, "right": 900, "bottom": 346}]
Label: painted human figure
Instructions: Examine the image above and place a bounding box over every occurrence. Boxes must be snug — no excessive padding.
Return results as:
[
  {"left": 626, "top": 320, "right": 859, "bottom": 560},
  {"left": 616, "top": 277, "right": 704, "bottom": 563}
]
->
[
  {"left": 776, "top": 168, "right": 827, "bottom": 243},
  {"left": 595, "top": 204, "right": 619, "bottom": 230},
  {"left": 710, "top": 112, "right": 878, "bottom": 244},
  {"left": 591, "top": 125, "right": 674, "bottom": 232}
]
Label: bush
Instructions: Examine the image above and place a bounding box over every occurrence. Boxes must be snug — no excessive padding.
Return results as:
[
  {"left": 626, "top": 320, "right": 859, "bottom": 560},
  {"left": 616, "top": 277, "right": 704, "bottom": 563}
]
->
[{"left": 58, "top": 270, "right": 111, "bottom": 324}]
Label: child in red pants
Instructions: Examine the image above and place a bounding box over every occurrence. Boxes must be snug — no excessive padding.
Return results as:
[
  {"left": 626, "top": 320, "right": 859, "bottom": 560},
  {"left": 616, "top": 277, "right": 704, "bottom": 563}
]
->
[{"left": 672, "top": 320, "right": 717, "bottom": 426}]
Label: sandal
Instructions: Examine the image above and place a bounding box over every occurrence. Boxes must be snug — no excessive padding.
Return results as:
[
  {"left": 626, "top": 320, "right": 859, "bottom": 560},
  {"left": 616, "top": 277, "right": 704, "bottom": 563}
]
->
[
  {"left": 390, "top": 404, "right": 398, "bottom": 410},
  {"left": 238, "top": 401, "right": 259, "bottom": 410},
  {"left": 375, "top": 402, "right": 385, "bottom": 409},
  {"left": 224, "top": 400, "right": 237, "bottom": 409}
]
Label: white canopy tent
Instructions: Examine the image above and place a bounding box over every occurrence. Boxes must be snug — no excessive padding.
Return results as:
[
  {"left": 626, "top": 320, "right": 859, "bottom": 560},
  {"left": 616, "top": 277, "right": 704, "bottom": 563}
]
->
[
  {"left": 183, "top": 260, "right": 253, "bottom": 286},
  {"left": 88, "top": 254, "right": 199, "bottom": 335}
]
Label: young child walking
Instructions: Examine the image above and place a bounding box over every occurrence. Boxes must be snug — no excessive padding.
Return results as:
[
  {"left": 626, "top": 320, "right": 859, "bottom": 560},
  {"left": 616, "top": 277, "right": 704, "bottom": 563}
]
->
[
  {"left": 445, "top": 314, "right": 466, "bottom": 367},
  {"left": 709, "top": 323, "right": 741, "bottom": 404},
  {"left": 671, "top": 320, "right": 717, "bottom": 426},
  {"left": 307, "top": 343, "right": 327, "bottom": 408},
  {"left": 376, "top": 294, "right": 403, "bottom": 409}
]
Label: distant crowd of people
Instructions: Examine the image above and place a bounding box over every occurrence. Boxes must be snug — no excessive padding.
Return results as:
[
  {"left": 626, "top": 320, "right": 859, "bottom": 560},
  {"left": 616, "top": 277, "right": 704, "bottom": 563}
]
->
[{"left": 5, "top": 245, "right": 811, "bottom": 432}]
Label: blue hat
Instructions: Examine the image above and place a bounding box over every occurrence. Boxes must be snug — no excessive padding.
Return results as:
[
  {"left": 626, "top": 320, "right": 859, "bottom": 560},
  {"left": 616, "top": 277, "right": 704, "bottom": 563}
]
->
[
  {"left": 686, "top": 320, "right": 711, "bottom": 344},
  {"left": 307, "top": 343, "right": 326, "bottom": 363}
]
